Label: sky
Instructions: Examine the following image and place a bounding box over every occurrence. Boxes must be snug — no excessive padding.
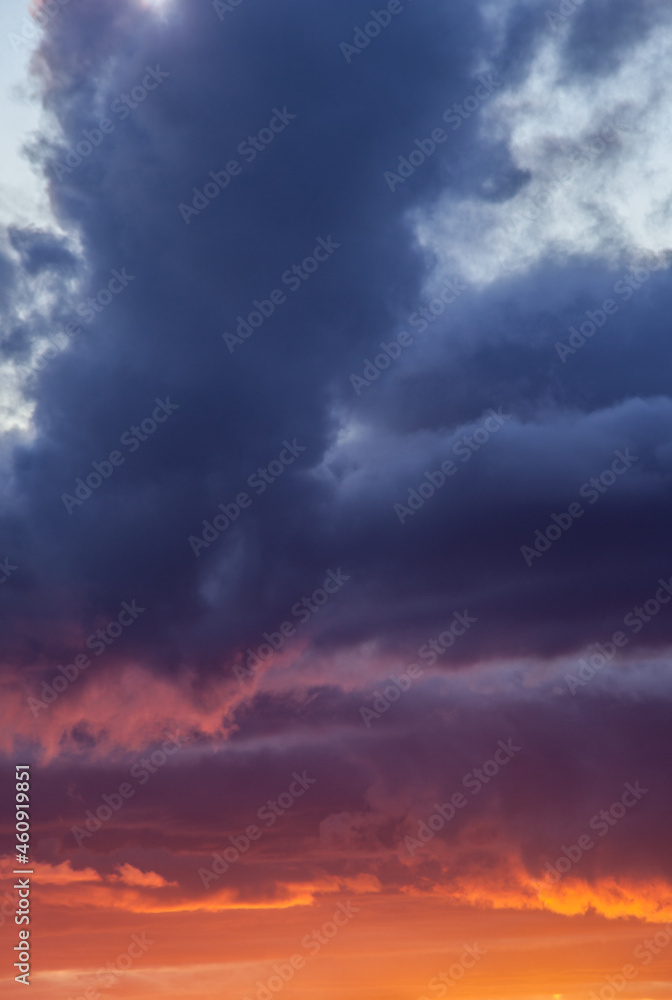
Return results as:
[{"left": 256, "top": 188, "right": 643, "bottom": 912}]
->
[
  {"left": 0, "top": 0, "right": 48, "bottom": 226},
  {"left": 1, "top": 0, "right": 672, "bottom": 998}
]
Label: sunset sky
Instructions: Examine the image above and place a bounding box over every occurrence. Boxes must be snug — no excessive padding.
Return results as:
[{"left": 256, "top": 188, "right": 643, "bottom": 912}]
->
[{"left": 1, "top": 0, "right": 672, "bottom": 998}]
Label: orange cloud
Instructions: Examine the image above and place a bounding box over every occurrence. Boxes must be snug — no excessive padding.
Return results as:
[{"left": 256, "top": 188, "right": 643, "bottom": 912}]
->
[
  {"left": 112, "top": 863, "right": 177, "bottom": 888},
  {"left": 0, "top": 857, "right": 102, "bottom": 884}
]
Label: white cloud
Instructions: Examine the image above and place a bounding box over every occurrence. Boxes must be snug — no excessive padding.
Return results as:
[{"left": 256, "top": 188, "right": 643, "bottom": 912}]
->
[{"left": 418, "top": 13, "right": 672, "bottom": 289}]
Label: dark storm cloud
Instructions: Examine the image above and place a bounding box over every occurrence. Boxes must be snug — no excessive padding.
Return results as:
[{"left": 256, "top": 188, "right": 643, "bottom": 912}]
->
[
  {"left": 7, "top": 226, "right": 78, "bottom": 276},
  {"left": 1, "top": 0, "right": 672, "bottom": 689},
  {"left": 7, "top": 676, "right": 670, "bottom": 899}
]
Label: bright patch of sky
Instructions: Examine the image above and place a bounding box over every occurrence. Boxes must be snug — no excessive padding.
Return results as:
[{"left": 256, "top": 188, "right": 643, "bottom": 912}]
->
[{"left": 418, "top": 17, "right": 672, "bottom": 289}]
